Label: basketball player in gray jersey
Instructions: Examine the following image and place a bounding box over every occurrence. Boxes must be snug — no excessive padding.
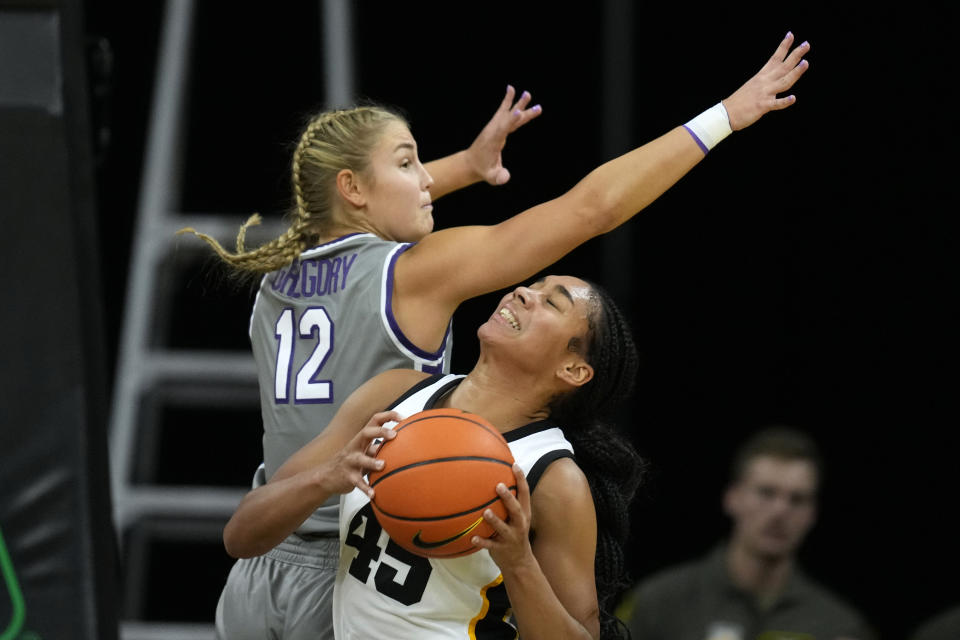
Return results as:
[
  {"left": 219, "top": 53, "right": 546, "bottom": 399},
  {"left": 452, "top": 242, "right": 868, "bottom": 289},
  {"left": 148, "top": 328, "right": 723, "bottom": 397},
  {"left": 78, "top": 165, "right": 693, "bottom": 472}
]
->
[
  {"left": 250, "top": 233, "right": 453, "bottom": 533},
  {"left": 183, "top": 32, "right": 810, "bottom": 639},
  {"left": 189, "top": 87, "right": 543, "bottom": 639}
]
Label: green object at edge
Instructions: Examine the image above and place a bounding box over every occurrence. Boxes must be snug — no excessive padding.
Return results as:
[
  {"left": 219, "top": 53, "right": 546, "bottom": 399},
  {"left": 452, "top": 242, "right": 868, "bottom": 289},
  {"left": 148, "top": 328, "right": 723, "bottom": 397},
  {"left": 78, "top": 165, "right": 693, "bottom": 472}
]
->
[{"left": 0, "top": 527, "right": 25, "bottom": 640}]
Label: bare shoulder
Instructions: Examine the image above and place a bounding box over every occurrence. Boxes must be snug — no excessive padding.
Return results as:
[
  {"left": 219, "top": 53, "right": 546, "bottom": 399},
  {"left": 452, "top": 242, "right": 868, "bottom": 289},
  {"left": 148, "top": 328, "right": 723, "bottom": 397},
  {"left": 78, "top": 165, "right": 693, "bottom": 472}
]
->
[
  {"left": 531, "top": 457, "right": 596, "bottom": 528},
  {"left": 538, "top": 456, "right": 590, "bottom": 493},
  {"left": 372, "top": 367, "right": 433, "bottom": 387},
  {"left": 348, "top": 368, "right": 433, "bottom": 412}
]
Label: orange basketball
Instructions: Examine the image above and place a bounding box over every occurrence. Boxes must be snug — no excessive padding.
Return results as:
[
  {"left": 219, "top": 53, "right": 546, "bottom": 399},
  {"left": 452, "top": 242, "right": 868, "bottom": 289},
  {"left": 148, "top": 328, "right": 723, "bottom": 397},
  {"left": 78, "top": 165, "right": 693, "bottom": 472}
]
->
[{"left": 367, "top": 407, "right": 517, "bottom": 558}]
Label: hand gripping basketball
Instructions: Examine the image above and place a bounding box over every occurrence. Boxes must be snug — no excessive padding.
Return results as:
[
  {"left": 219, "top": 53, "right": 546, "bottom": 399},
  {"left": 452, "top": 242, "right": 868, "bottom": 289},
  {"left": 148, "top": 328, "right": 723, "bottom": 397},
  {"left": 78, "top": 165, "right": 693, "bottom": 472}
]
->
[
  {"left": 366, "top": 408, "right": 517, "bottom": 558},
  {"left": 469, "top": 463, "right": 533, "bottom": 570},
  {"left": 327, "top": 411, "right": 399, "bottom": 499}
]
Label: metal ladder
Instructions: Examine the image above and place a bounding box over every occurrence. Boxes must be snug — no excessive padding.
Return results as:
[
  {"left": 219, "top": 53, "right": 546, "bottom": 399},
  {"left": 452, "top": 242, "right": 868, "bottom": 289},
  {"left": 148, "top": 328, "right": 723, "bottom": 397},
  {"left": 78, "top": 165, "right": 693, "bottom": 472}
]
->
[{"left": 107, "top": 1, "right": 354, "bottom": 638}]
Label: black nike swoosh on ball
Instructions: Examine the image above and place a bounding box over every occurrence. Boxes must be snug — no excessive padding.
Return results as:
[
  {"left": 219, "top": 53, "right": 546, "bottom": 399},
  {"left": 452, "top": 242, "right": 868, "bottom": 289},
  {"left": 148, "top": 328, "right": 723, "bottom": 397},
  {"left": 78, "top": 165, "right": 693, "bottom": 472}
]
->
[{"left": 411, "top": 516, "right": 485, "bottom": 549}]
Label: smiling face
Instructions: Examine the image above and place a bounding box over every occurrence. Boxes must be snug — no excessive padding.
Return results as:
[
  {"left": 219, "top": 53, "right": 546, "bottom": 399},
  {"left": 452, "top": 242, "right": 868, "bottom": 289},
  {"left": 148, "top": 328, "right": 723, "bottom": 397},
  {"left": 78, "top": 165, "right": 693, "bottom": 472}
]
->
[
  {"left": 478, "top": 275, "right": 597, "bottom": 388},
  {"left": 724, "top": 455, "right": 818, "bottom": 561},
  {"left": 355, "top": 120, "right": 435, "bottom": 242}
]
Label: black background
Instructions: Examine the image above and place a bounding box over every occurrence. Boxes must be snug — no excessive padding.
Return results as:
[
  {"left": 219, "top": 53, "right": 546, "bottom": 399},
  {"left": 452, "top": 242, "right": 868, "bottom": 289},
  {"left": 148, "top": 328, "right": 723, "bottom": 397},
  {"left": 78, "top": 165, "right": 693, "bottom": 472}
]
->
[{"left": 81, "top": 1, "right": 958, "bottom": 638}]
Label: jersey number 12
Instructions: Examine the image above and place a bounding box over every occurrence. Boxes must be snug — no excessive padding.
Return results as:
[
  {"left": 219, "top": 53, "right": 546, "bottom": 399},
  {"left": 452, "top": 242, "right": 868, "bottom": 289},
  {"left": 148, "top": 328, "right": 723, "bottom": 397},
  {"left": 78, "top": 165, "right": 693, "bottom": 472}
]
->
[{"left": 273, "top": 306, "right": 334, "bottom": 403}]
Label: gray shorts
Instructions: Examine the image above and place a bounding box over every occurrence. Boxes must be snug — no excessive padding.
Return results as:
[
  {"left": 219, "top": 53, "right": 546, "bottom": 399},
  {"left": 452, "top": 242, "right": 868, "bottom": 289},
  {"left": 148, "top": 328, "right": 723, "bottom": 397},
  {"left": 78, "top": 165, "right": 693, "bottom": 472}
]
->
[{"left": 215, "top": 534, "right": 339, "bottom": 640}]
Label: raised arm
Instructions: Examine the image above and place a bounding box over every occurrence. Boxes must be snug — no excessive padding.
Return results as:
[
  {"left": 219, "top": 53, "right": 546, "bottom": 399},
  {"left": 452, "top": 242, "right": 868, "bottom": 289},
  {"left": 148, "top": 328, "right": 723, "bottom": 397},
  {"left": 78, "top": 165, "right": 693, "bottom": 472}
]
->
[
  {"left": 222, "top": 369, "right": 427, "bottom": 558},
  {"left": 424, "top": 85, "right": 542, "bottom": 200},
  {"left": 473, "top": 461, "right": 602, "bottom": 639},
  {"left": 395, "top": 33, "right": 810, "bottom": 334}
]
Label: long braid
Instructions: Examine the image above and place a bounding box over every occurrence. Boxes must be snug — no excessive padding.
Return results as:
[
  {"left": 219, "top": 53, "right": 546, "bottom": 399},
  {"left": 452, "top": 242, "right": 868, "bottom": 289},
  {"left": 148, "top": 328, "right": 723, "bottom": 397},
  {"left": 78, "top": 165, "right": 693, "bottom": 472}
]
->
[
  {"left": 175, "top": 213, "right": 308, "bottom": 275},
  {"left": 178, "top": 106, "right": 405, "bottom": 275},
  {"left": 549, "top": 282, "right": 645, "bottom": 639}
]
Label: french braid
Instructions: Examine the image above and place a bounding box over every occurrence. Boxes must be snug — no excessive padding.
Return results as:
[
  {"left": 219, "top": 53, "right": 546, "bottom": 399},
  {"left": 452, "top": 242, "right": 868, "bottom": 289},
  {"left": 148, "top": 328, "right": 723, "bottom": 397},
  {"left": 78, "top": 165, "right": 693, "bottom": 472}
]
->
[{"left": 178, "top": 106, "right": 406, "bottom": 275}]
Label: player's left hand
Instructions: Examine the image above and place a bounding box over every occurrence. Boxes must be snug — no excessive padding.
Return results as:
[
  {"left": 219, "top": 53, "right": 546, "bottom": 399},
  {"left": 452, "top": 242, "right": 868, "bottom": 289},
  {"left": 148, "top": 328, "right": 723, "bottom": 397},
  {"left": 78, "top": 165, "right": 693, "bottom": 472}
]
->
[
  {"left": 466, "top": 85, "right": 542, "bottom": 186},
  {"left": 722, "top": 32, "right": 810, "bottom": 131},
  {"left": 471, "top": 463, "right": 534, "bottom": 567}
]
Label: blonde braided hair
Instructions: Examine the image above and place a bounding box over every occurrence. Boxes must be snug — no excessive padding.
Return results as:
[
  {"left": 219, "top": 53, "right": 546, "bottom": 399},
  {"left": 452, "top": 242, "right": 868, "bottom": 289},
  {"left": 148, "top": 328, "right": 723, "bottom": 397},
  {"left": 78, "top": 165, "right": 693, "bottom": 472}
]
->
[{"left": 178, "top": 105, "right": 407, "bottom": 275}]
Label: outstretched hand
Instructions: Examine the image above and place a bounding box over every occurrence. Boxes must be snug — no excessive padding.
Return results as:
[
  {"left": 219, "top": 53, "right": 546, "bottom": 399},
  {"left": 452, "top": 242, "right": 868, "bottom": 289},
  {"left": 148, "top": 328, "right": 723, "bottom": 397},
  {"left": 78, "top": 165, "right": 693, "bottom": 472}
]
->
[
  {"left": 466, "top": 86, "right": 542, "bottom": 186},
  {"left": 321, "top": 411, "right": 399, "bottom": 499},
  {"left": 723, "top": 32, "right": 811, "bottom": 131}
]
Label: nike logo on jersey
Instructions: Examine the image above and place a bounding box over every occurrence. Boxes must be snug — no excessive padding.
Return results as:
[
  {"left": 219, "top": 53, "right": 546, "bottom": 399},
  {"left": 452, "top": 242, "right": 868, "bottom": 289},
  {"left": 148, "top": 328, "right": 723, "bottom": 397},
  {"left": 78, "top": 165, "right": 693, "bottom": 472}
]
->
[{"left": 412, "top": 517, "right": 485, "bottom": 549}]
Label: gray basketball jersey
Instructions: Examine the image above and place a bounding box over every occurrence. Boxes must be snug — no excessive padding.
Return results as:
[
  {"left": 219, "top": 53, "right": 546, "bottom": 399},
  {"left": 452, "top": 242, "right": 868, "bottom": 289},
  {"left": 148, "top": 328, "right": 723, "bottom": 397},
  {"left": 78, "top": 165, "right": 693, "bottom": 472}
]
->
[{"left": 248, "top": 233, "right": 452, "bottom": 532}]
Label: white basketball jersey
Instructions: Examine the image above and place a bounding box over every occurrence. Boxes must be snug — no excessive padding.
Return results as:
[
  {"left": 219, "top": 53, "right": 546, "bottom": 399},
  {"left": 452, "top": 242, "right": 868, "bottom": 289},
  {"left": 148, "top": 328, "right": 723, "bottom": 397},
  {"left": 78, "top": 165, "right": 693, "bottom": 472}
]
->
[{"left": 333, "top": 374, "right": 575, "bottom": 639}]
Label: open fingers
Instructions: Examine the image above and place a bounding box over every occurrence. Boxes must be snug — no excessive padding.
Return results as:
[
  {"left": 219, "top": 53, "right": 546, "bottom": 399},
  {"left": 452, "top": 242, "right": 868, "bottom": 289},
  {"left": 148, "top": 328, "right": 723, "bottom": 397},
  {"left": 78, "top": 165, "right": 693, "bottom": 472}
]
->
[
  {"left": 511, "top": 103, "right": 542, "bottom": 130},
  {"left": 514, "top": 99, "right": 542, "bottom": 127},
  {"left": 351, "top": 426, "right": 393, "bottom": 497},
  {"left": 356, "top": 422, "right": 396, "bottom": 460},
  {"left": 350, "top": 452, "right": 380, "bottom": 497},
  {"left": 777, "top": 58, "right": 810, "bottom": 93},
  {"left": 766, "top": 94, "right": 799, "bottom": 112},
  {"left": 355, "top": 475, "right": 374, "bottom": 498},
  {"left": 498, "top": 85, "right": 517, "bottom": 113},
  {"left": 500, "top": 87, "right": 541, "bottom": 130},
  {"left": 723, "top": 32, "right": 810, "bottom": 130},
  {"left": 357, "top": 423, "right": 396, "bottom": 446},
  {"left": 769, "top": 31, "right": 796, "bottom": 66},
  {"left": 350, "top": 428, "right": 392, "bottom": 466},
  {"left": 782, "top": 39, "right": 810, "bottom": 69},
  {"left": 512, "top": 89, "right": 532, "bottom": 112}
]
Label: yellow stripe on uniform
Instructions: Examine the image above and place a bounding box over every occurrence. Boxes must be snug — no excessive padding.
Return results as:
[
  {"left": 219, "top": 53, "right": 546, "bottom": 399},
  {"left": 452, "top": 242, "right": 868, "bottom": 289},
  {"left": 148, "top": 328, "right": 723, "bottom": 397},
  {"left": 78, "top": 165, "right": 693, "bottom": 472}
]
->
[{"left": 469, "top": 574, "right": 506, "bottom": 640}]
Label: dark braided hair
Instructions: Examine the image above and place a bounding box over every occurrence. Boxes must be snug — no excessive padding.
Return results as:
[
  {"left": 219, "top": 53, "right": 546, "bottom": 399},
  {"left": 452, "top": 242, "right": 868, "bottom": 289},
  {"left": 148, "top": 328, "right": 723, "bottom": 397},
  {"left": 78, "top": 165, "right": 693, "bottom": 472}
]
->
[{"left": 548, "top": 281, "right": 646, "bottom": 639}]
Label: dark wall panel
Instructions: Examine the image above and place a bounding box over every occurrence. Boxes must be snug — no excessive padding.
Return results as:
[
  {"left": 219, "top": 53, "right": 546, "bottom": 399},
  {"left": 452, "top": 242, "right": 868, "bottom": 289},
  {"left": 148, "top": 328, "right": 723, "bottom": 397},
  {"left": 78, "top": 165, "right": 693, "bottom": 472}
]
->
[{"left": 0, "top": 3, "right": 115, "bottom": 639}]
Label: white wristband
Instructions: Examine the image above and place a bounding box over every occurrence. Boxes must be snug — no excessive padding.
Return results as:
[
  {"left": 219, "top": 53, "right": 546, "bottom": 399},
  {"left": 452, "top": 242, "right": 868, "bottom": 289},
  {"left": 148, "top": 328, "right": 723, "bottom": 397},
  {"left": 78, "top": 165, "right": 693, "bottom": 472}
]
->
[{"left": 683, "top": 102, "right": 732, "bottom": 153}]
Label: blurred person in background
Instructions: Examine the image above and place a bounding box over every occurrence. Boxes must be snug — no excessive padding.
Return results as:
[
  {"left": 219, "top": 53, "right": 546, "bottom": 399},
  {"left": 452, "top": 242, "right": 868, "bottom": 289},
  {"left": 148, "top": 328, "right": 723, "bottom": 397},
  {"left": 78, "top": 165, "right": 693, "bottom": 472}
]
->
[{"left": 619, "top": 426, "right": 876, "bottom": 640}]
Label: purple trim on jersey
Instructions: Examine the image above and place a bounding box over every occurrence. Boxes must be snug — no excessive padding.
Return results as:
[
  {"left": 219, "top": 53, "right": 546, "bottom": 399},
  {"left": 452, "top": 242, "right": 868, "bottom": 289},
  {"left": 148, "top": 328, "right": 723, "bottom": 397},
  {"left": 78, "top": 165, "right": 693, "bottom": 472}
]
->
[
  {"left": 384, "top": 243, "right": 451, "bottom": 362},
  {"left": 683, "top": 125, "right": 710, "bottom": 155},
  {"left": 302, "top": 232, "right": 368, "bottom": 255}
]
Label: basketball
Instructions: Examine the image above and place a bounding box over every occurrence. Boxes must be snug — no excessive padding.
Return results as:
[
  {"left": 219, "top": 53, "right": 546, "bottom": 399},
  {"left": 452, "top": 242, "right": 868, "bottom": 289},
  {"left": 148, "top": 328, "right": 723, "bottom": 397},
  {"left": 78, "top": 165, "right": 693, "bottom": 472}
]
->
[{"left": 367, "top": 408, "right": 517, "bottom": 558}]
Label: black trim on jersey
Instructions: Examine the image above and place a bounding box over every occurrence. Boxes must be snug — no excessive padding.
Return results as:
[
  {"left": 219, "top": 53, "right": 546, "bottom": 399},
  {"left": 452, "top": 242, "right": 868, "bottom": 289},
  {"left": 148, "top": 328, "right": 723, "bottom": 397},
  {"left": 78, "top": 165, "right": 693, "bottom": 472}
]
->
[
  {"left": 503, "top": 420, "right": 560, "bottom": 443},
  {"left": 526, "top": 449, "right": 575, "bottom": 493},
  {"left": 473, "top": 579, "right": 515, "bottom": 639},
  {"left": 385, "top": 374, "right": 445, "bottom": 410},
  {"left": 422, "top": 376, "right": 464, "bottom": 409}
]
